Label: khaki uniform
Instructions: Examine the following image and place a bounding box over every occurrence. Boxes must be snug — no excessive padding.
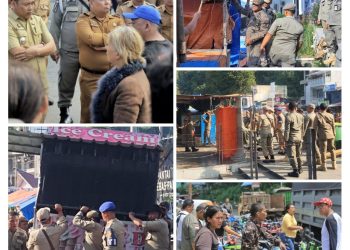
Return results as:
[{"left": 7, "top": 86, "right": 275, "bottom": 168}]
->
[
  {"left": 143, "top": 218, "right": 169, "bottom": 250},
  {"left": 34, "top": 0, "right": 50, "bottom": 25},
  {"left": 102, "top": 218, "right": 125, "bottom": 250},
  {"left": 303, "top": 112, "right": 321, "bottom": 162},
  {"left": 181, "top": 214, "right": 201, "bottom": 250},
  {"left": 258, "top": 113, "right": 274, "bottom": 157},
  {"left": 328, "top": 0, "right": 341, "bottom": 66},
  {"left": 268, "top": 16, "right": 304, "bottom": 67},
  {"left": 318, "top": 0, "right": 333, "bottom": 51},
  {"left": 72, "top": 211, "right": 103, "bottom": 250},
  {"left": 314, "top": 111, "right": 336, "bottom": 169},
  {"left": 27, "top": 215, "right": 68, "bottom": 250},
  {"left": 9, "top": 228, "right": 28, "bottom": 250},
  {"left": 158, "top": 5, "right": 173, "bottom": 42},
  {"left": 275, "top": 113, "right": 285, "bottom": 150},
  {"left": 8, "top": 9, "right": 53, "bottom": 93},
  {"left": 284, "top": 112, "right": 304, "bottom": 170},
  {"left": 76, "top": 12, "right": 123, "bottom": 123},
  {"left": 115, "top": 1, "right": 155, "bottom": 23}
]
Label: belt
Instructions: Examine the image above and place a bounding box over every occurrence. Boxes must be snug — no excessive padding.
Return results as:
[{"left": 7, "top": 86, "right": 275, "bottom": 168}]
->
[{"left": 81, "top": 66, "right": 107, "bottom": 75}]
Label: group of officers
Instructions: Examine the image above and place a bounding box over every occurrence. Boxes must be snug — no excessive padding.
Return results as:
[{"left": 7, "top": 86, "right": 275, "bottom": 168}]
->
[
  {"left": 9, "top": 201, "right": 172, "bottom": 250},
  {"left": 8, "top": 0, "right": 173, "bottom": 123},
  {"left": 247, "top": 101, "right": 338, "bottom": 177},
  {"left": 232, "top": 0, "right": 341, "bottom": 67}
]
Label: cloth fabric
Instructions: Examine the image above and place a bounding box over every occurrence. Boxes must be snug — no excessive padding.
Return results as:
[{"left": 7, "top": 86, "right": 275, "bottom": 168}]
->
[
  {"left": 8, "top": 228, "right": 28, "bottom": 250},
  {"left": 177, "top": 211, "right": 189, "bottom": 242},
  {"left": 158, "top": 5, "right": 173, "bottom": 42},
  {"left": 321, "top": 212, "right": 341, "bottom": 250},
  {"left": 281, "top": 213, "right": 298, "bottom": 238},
  {"left": 181, "top": 214, "right": 201, "bottom": 250},
  {"left": 143, "top": 218, "right": 170, "bottom": 250},
  {"left": 102, "top": 218, "right": 125, "bottom": 250},
  {"left": 194, "top": 226, "right": 219, "bottom": 250}
]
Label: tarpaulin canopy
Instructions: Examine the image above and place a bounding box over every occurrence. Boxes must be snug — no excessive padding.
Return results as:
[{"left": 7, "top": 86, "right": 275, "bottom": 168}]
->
[{"left": 8, "top": 189, "right": 37, "bottom": 220}]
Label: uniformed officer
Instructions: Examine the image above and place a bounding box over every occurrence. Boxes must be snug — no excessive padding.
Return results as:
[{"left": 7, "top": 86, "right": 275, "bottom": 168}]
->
[
  {"left": 118, "top": 0, "right": 161, "bottom": 5},
  {"left": 129, "top": 205, "right": 170, "bottom": 250},
  {"left": 34, "top": 0, "right": 50, "bottom": 25},
  {"left": 327, "top": 0, "right": 341, "bottom": 67},
  {"left": 180, "top": 113, "right": 199, "bottom": 152},
  {"left": 50, "top": 0, "right": 89, "bottom": 123},
  {"left": 303, "top": 104, "right": 321, "bottom": 165},
  {"left": 27, "top": 204, "right": 68, "bottom": 249},
  {"left": 232, "top": 0, "right": 270, "bottom": 67},
  {"left": 317, "top": 0, "right": 334, "bottom": 65},
  {"left": 275, "top": 107, "right": 285, "bottom": 155},
  {"left": 158, "top": 0, "right": 173, "bottom": 42},
  {"left": 72, "top": 206, "right": 103, "bottom": 250},
  {"left": 284, "top": 102, "right": 304, "bottom": 177},
  {"left": 262, "top": 0, "right": 276, "bottom": 25},
  {"left": 8, "top": 211, "right": 28, "bottom": 250},
  {"left": 260, "top": 3, "right": 304, "bottom": 67},
  {"left": 314, "top": 103, "right": 336, "bottom": 171},
  {"left": 203, "top": 110, "right": 212, "bottom": 145},
  {"left": 181, "top": 203, "right": 207, "bottom": 250},
  {"left": 99, "top": 201, "right": 125, "bottom": 250},
  {"left": 258, "top": 106, "right": 275, "bottom": 163},
  {"left": 116, "top": 0, "right": 155, "bottom": 24},
  {"left": 8, "top": 0, "right": 56, "bottom": 98},
  {"left": 76, "top": 0, "right": 123, "bottom": 123}
]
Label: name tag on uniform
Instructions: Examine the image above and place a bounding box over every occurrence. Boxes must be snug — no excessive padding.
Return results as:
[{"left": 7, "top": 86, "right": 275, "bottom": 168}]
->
[{"left": 105, "top": 228, "right": 118, "bottom": 246}]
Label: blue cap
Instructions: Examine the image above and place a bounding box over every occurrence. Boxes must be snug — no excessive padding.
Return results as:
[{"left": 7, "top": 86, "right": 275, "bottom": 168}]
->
[
  {"left": 123, "top": 5, "right": 161, "bottom": 25},
  {"left": 99, "top": 201, "right": 116, "bottom": 213}
]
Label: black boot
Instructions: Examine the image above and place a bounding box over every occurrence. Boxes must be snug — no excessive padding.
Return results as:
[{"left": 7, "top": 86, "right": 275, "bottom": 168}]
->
[
  {"left": 298, "top": 166, "right": 303, "bottom": 174},
  {"left": 269, "top": 155, "right": 275, "bottom": 163},
  {"left": 191, "top": 147, "right": 199, "bottom": 152},
  {"left": 185, "top": 147, "right": 191, "bottom": 152},
  {"left": 263, "top": 156, "right": 270, "bottom": 164},
  {"left": 59, "top": 107, "right": 73, "bottom": 124},
  {"left": 288, "top": 169, "right": 299, "bottom": 177}
]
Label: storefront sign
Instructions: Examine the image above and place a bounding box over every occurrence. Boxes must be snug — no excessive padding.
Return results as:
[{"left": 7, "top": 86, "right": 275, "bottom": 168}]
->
[{"left": 48, "top": 127, "right": 159, "bottom": 147}]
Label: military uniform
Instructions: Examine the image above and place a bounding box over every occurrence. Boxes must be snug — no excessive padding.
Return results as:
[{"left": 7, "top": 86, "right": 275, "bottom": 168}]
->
[
  {"left": 76, "top": 12, "right": 123, "bottom": 123},
  {"left": 314, "top": 111, "right": 336, "bottom": 170},
  {"left": 115, "top": 1, "right": 155, "bottom": 23},
  {"left": 303, "top": 111, "right": 321, "bottom": 163},
  {"left": 102, "top": 218, "right": 125, "bottom": 250},
  {"left": 72, "top": 211, "right": 103, "bottom": 250},
  {"left": 8, "top": 8, "right": 54, "bottom": 94},
  {"left": 158, "top": 4, "right": 173, "bottom": 42},
  {"left": 328, "top": 0, "right": 341, "bottom": 66},
  {"left": 232, "top": 0, "right": 270, "bottom": 67},
  {"left": 275, "top": 112, "right": 285, "bottom": 153},
  {"left": 258, "top": 113, "right": 275, "bottom": 160},
  {"left": 142, "top": 218, "right": 169, "bottom": 250},
  {"left": 50, "top": 0, "right": 89, "bottom": 119},
  {"left": 34, "top": 0, "right": 50, "bottom": 25},
  {"left": 9, "top": 228, "right": 28, "bottom": 250},
  {"left": 268, "top": 16, "right": 303, "bottom": 67},
  {"left": 263, "top": 6, "right": 276, "bottom": 26},
  {"left": 181, "top": 213, "right": 201, "bottom": 250},
  {"left": 27, "top": 215, "right": 68, "bottom": 249},
  {"left": 284, "top": 112, "right": 304, "bottom": 176}
]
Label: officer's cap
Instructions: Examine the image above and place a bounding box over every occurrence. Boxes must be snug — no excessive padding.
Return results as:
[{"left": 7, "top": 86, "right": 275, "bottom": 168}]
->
[
  {"left": 283, "top": 3, "right": 296, "bottom": 11},
  {"left": 99, "top": 201, "right": 116, "bottom": 213},
  {"left": 307, "top": 103, "right": 316, "bottom": 109},
  {"left": 36, "top": 207, "right": 51, "bottom": 222},
  {"left": 123, "top": 5, "right": 161, "bottom": 25},
  {"left": 252, "top": 0, "right": 264, "bottom": 5},
  {"left": 87, "top": 210, "right": 99, "bottom": 219}
]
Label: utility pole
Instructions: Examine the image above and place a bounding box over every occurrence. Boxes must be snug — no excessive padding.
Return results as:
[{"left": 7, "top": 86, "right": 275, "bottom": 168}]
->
[{"left": 188, "top": 183, "right": 193, "bottom": 199}]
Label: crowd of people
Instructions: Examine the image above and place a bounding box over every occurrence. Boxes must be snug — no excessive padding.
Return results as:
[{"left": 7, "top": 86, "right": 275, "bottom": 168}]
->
[
  {"left": 243, "top": 101, "right": 339, "bottom": 177},
  {"left": 176, "top": 197, "right": 341, "bottom": 250},
  {"left": 9, "top": 200, "right": 173, "bottom": 249},
  {"left": 8, "top": 0, "right": 173, "bottom": 124},
  {"left": 232, "top": 0, "right": 341, "bottom": 67}
]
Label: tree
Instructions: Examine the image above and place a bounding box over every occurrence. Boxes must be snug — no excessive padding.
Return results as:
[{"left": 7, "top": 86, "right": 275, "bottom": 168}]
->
[{"left": 177, "top": 71, "right": 256, "bottom": 95}]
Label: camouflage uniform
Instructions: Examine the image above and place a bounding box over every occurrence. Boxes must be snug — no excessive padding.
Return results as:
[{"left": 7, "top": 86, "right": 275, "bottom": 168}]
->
[{"left": 8, "top": 228, "right": 28, "bottom": 250}]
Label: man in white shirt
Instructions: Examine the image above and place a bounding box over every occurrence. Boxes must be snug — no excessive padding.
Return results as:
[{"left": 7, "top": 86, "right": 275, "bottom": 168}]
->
[{"left": 176, "top": 199, "right": 194, "bottom": 250}]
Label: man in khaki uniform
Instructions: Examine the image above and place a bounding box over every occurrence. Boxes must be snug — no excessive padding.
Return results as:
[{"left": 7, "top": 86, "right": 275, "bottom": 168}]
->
[
  {"left": 181, "top": 203, "right": 206, "bottom": 250},
  {"left": 34, "top": 0, "right": 50, "bottom": 25},
  {"left": 158, "top": 0, "right": 173, "bottom": 42},
  {"left": 258, "top": 106, "right": 275, "bottom": 163},
  {"left": 314, "top": 103, "right": 336, "bottom": 171},
  {"left": 73, "top": 206, "right": 103, "bottom": 250},
  {"left": 129, "top": 205, "right": 169, "bottom": 250},
  {"left": 275, "top": 107, "right": 286, "bottom": 155},
  {"left": 27, "top": 204, "right": 68, "bottom": 249},
  {"left": 303, "top": 104, "right": 321, "bottom": 165},
  {"left": 284, "top": 102, "right": 304, "bottom": 177},
  {"left": 8, "top": 211, "right": 28, "bottom": 250},
  {"left": 76, "top": 0, "right": 123, "bottom": 123},
  {"left": 180, "top": 113, "right": 199, "bottom": 152},
  {"left": 99, "top": 201, "right": 125, "bottom": 250},
  {"left": 8, "top": 0, "right": 56, "bottom": 95},
  {"left": 116, "top": 0, "right": 155, "bottom": 24}
]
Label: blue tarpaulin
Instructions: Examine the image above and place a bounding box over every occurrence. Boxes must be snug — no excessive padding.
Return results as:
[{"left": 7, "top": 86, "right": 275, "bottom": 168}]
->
[
  {"left": 241, "top": 182, "right": 253, "bottom": 187},
  {"left": 9, "top": 195, "right": 36, "bottom": 220}
]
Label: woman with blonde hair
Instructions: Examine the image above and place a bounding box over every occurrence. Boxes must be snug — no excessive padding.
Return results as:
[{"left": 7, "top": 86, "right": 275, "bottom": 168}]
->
[{"left": 91, "top": 25, "right": 151, "bottom": 123}]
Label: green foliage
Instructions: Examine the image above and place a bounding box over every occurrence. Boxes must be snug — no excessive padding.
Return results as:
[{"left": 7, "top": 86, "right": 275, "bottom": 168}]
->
[
  {"left": 298, "top": 22, "right": 315, "bottom": 57},
  {"left": 311, "top": 3, "right": 320, "bottom": 21},
  {"left": 177, "top": 71, "right": 256, "bottom": 95},
  {"left": 254, "top": 71, "right": 304, "bottom": 99}
]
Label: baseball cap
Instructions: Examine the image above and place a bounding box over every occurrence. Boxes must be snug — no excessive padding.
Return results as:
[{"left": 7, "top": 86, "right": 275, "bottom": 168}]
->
[
  {"left": 99, "top": 201, "right": 116, "bottom": 213},
  {"left": 86, "top": 210, "right": 99, "bottom": 219},
  {"left": 36, "top": 207, "right": 51, "bottom": 222},
  {"left": 313, "top": 197, "right": 333, "bottom": 207},
  {"left": 123, "top": 5, "right": 161, "bottom": 25},
  {"left": 283, "top": 3, "right": 296, "bottom": 11}
]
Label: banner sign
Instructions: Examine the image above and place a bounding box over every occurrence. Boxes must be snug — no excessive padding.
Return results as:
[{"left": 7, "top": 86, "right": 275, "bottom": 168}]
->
[{"left": 48, "top": 127, "right": 159, "bottom": 147}]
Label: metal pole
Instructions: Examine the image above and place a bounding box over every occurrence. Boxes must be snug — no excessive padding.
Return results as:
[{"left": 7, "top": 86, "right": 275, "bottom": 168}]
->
[
  {"left": 311, "top": 129, "right": 317, "bottom": 180},
  {"left": 177, "top": 0, "right": 186, "bottom": 63},
  {"left": 249, "top": 131, "right": 253, "bottom": 178},
  {"left": 306, "top": 128, "right": 313, "bottom": 179}
]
